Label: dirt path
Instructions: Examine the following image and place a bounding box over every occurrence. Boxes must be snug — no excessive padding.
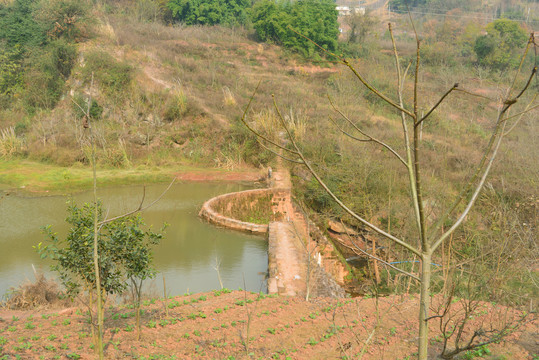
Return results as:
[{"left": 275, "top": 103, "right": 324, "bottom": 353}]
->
[
  {"left": 268, "top": 222, "right": 307, "bottom": 296},
  {"left": 267, "top": 166, "right": 311, "bottom": 298},
  {"left": 175, "top": 168, "right": 264, "bottom": 182}
]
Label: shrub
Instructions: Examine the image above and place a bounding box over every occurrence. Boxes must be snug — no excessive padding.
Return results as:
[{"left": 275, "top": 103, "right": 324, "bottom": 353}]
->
[
  {"left": 389, "top": 0, "right": 426, "bottom": 11},
  {"left": 0, "top": 0, "right": 46, "bottom": 48},
  {"left": 22, "top": 49, "right": 66, "bottom": 112},
  {"left": 0, "top": 0, "right": 82, "bottom": 111},
  {"left": 0, "top": 44, "right": 24, "bottom": 103},
  {"left": 72, "top": 93, "right": 103, "bottom": 120},
  {"left": 421, "top": 42, "right": 457, "bottom": 67},
  {"left": 82, "top": 50, "right": 134, "bottom": 102},
  {"left": 252, "top": 0, "right": 339, "bottom": 57},
  {"left": 37, "top": 201, "right": 164, "bottom": 299},
  {"left": 3, "top": 273, "right": 69, "bottom": 309},
  {"left": 133, "top": 0, "right": 169, "bottom": 23},
  {"left": 167, "top": 0, "right": 250, "bottom": 26},
  {"left": 0, "top": 126, "right": 24, "bottom": 158},
  {"left": 474, "top": 19, "right": 528, "bottom": 70},
  {"left": 49, "top": 40, "right": 77, "bottom": 78},
  {"left": 36, "top": 0, "right": 90, "bottom": 41},
  {"left": 163, "top": 91, "right": 187, "bottom": 122}
]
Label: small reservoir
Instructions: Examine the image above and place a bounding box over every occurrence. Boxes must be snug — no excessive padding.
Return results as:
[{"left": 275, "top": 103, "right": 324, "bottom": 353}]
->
[{"left": 0, "top": 182, "right": 268, "bottom": 298}]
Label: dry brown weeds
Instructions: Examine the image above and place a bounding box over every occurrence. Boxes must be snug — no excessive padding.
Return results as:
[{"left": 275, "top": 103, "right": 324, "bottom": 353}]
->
[{"left": 3, "top": 273, "right": 70, "bottom": 310}]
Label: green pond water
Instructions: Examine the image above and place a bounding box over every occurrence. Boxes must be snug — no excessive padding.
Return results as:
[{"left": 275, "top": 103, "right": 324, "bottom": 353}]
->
[{"left": 0, "top": 182, "right": 268, "bottom": 298}]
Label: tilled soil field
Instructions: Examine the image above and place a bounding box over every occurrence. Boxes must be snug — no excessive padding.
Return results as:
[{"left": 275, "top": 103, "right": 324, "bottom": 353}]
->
[{"left": 0, "top": 290, "right": 536, "bottom": 359}]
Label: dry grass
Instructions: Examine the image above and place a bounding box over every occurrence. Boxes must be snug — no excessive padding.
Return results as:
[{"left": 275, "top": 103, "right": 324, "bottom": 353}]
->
[
  {"left": 0, "top": 126, "right": 24, "bottom": 158},
  {"left": 3, "top": 273, "right": 70, "bottom": 310},
  {"left": 222, "top": 86, "right": 237, "bottom": 107}
]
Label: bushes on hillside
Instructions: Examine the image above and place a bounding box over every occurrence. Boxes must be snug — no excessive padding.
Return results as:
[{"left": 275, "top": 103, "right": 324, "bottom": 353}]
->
[
  {"left": 0, "top": 45, "right": 24, "bottom": 105},
  {"left": 35, "top": 0, "right": 90, "bottom": 41},
  {"left": 252, "top": 0, "right": 339, "bottom": 57},
  {"left": 167, "top": 0, "right": 251, "bottom": 26},
  {"left": 165, "top": 0, "right": 339, "bottom": 57},
  {"left": 21, "top": 41, "right": 76, "bottom": 112},
  {"left": 474, "top": 19, "right": 528, "bottom": 70},
  {"left": 82, "top": 50, "right": 134, "bottom": 103},
  {"left": 0, "top": 0, "right": 88, "bottom": 111},
  {"left": 0, "top": 0, "right": 46, "bottom": 48}
]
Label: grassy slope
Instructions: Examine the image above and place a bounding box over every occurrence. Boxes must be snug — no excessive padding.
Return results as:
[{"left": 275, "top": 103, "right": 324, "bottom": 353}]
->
[
  {"left": 1, "top": 10, "right": 535, "bottom": 199},
  {"left": 0, "top": 13, "right": 342, "bottom": 191},
  {"left": 0, "top": 160, "right": 211, "bottom": 193}
]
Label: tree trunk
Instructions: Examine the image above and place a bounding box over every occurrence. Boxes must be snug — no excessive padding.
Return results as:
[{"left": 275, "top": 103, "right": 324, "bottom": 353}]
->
[
  {"left": 372, "top": 236, "right": 381, "bottom": 284},
  {"left": 92, "top": 142, "right": 104, "bottom": 360},
  {"left": 418, "top": 253, "right": 432, "bottom": 360}
]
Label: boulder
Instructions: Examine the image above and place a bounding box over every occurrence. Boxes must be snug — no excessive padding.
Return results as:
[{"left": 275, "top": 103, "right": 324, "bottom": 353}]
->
[{"left": 328, "top": 220, "right": 357, "bottom": 235}]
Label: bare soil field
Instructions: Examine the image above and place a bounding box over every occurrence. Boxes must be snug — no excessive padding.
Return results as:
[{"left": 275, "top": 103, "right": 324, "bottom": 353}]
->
[{"left": 1, "top": 291, "right": 536, "bottom": 359}]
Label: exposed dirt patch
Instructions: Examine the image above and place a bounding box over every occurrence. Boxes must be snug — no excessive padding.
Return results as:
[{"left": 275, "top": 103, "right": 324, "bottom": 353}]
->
[
  {"left": 175, "top": 168, "right": 265, "bottom": 182},
  {"left": 0, "top": 292, "right": 535, "bottom": 359}
]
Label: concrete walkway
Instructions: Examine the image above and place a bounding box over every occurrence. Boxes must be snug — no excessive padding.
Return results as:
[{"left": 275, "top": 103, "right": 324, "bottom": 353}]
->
[
  {"left": 267, "top": 222, "right": 307, "bottom": 296},
  {"left": 199, "top": 164, "right": 345, "bottom": 298},
  {"left": 266, "top": 167, "right": 344, "bottom": 298}
]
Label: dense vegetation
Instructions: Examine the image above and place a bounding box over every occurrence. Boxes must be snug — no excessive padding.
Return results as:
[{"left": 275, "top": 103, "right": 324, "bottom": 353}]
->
[
  {"left": 252, "top": 0, "right": 339, "bottom": 57},
  {"left": 390, "top": 0, "right": 537, "bottom": 16},
  {"left": 474, "top": 18, "right": 529, "bottom": 69},
  {"left": 166, "top": 0, "right": 340, "bottom": 56},
  {"left": 167, "top": 0, "right": 251, "bottom": 26},
  {"left": 0, "top": 0, "right": 88, "bottom": 112}
]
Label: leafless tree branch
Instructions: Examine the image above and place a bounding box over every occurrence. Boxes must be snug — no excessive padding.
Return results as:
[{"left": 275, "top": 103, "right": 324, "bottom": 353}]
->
[
  {"left": 504, "top": 96, "right": 538, "bottom": 135},
  {"left": 268, "top": 95, "right": 421, "bottom": 257},
  {"left": 327, "top": 97, "right": 407, "bottom": 166},
  {"left": 343, "top": 230, "right": 421, "bottom": 281},
  {"left": 256, "top": 139, "right": 304, "bottom": 164},
  {"left": 98, "top": 177, "right": 175, "bottom": 226},
  {"left": 416, "top": 83, "right": 459, "bottom": 127}
]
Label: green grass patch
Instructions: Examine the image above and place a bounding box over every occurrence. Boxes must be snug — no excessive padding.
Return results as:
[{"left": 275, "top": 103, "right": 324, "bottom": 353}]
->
[{"left": 0, "top": 160, "right": 246, "bottom": 194}]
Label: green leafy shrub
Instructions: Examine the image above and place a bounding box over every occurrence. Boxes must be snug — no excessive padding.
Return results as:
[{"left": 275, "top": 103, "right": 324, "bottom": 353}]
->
[
  {"left": 163, "top": 92, "right": 187, "bottom": 122},
  {"left": 252, "top": 0, "right": 339, "bottom": 57},
  {"left": 0, "top": 0, "right": 46, "bottom": 48},
  {"left": 389, "top": 0, "right": 426, "bottom": 11},
  {"left": 37, "top": 201, "right": 164, "bottom": 299},
  {"left": 72, "top": 93, "right": 103, "bottom": 120},
  {"left": 49, "top": 40, "right": 77, "bottom": 78},
  {"left": 19, "top": 40, "right": 75, "bottom": 112},
  {"left": 474, "top": 19, "right": 528, "bottom": 70},
  {"left": 167, "top": 0, "right": 250, "bottom": 26},
  {"left": 0, "top": 0, "right": 86, "bottom": 109},
  {"left": 0, "top": 44, "right": 24, "bottom": 105},
  {"left": 0, "top": 0, "right": 83, "bottom": 111},
  {"left": 22, "top": 50, "right": 66, "bottom": 112},
  {"left": 421, "top": 42, "right": 457, "bottom": 67}
]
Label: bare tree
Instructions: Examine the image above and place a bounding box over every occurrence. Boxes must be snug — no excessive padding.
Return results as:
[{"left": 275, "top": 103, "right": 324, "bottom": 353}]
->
[{"left": 241, "top": 25, "right": 537, "bottom": 359}]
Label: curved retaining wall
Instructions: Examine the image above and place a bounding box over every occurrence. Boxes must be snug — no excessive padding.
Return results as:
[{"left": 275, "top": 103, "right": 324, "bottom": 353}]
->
[
  {"left": 199, "top": 188, "right": 289, "bottom": 234},
  {"left": 199, "top": 184, "right": 346, "bottom": 298}
]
